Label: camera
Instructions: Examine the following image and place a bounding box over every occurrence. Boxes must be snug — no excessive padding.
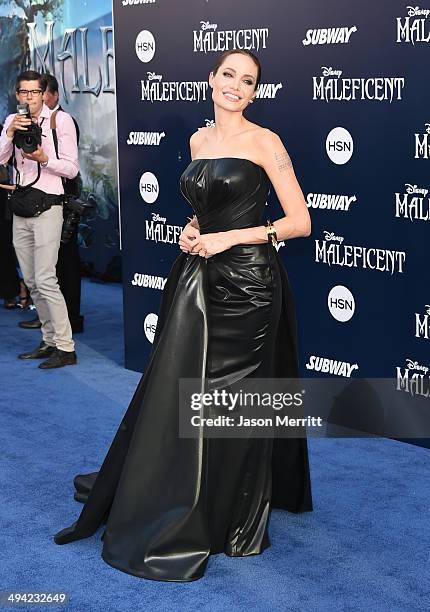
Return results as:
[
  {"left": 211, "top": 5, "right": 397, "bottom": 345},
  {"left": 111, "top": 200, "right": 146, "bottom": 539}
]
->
[
  {"left": 61, "top": 195, "right": 95, "bottom": 244},
  {"left": 13, "top": 103, "right": 42, "bottom": 154}
]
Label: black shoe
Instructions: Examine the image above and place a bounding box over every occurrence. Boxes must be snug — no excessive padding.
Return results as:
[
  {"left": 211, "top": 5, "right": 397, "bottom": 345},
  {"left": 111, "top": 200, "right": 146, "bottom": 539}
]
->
[
  {"left": 19, "top": 317, "right": 42, "bottom": 329},
  {"left": 39, "top": 349, "right": 77, "bottom": 369},
  {"left": 18, "top": 341, "right": 56, "bottom": 360}
]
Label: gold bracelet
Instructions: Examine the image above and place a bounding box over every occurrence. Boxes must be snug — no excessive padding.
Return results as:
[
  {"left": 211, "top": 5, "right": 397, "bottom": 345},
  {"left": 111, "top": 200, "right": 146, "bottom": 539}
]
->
[{"left": 266, "top": 219, "right": 278, "bottom": 247}]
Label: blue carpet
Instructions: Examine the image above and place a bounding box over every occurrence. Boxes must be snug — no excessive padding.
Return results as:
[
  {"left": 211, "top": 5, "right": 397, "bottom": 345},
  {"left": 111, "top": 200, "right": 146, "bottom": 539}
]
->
[{"left": 0, "top": 279, "right": 429, "bottom": 612}]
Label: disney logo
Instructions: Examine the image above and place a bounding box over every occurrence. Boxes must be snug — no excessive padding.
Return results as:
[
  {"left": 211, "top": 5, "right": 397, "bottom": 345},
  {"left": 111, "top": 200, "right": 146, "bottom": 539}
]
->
[
  {"left": 405, "top": 184, "right": 429, "bottom": 197},
  {"left": 147, "top": 72, "right": 163, "bottom": 81},
  {"left": 321, "top": 66, "right": 342, "bottom": 78},
  {"left": 323, "top": 231, "right": 344, "bottom": 244},
  {"left": 407, "top": 6, "right": 430, "bottom": 18},
  {"left": 406, "top": 358, "right": 429, "bottom": 374},
  {"left": 151, "top": 213, "right": 166, "bottom": 223},
  {"left": 200, "top": 21, "right": 217, "bottom": 31}
]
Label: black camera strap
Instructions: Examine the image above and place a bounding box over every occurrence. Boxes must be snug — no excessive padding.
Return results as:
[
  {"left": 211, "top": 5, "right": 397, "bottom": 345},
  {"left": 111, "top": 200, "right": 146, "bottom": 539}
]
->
[
  {"left": 51, "top": 109, "right": 82, "bottom": 201},
  {"left": 11, "top": 148, "right": 40, "bottom": 189},
  {"left": 50, "top": 109, "right": 66, "bottom": 191}
]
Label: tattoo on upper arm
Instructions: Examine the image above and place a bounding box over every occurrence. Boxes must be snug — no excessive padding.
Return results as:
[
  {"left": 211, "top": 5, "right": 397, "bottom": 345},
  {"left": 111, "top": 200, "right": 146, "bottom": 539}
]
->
[{"left": 275, "top": 150, "right": 293, "bottom": 173}]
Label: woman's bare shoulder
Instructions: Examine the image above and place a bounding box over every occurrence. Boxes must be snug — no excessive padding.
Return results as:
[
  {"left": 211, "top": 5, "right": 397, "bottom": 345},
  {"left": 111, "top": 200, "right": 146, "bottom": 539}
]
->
[
  {"left": 250, "top": 126, "right": 280, "bottom": 144},
  {"left": 248, "top": 127, "right": 287, "bottom": 166},
  {"left": 190, "top": 126, "right": 211, "bottom": 145},
  {"left": 189, "top": 126, "right": 211, "bottom": 158}
]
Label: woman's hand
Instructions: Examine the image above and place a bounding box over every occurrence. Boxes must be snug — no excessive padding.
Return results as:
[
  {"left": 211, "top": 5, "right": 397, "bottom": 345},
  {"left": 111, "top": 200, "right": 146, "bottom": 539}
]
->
[
  {"left": 178, "top": 222, "right": 200, "bottom": 253},
  {"left": 188, "top": 231, "right": 235, "bottom": 258}
]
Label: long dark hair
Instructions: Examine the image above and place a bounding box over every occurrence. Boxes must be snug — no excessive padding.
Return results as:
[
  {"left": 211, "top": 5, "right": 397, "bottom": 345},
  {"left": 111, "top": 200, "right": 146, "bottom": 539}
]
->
[{"left": 211, "top": 50, "right": 261, "bottom": 91}]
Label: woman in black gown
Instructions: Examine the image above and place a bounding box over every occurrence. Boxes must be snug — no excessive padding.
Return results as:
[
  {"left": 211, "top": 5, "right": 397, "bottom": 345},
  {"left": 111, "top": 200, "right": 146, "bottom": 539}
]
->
[{"left": 54, "top": 49, "right": 313, "bottom": 582}]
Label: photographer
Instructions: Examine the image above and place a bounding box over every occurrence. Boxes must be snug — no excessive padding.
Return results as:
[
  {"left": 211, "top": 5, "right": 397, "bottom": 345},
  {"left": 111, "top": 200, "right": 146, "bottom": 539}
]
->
[
  {"left": 19, "top": 74, "right": 84, "bottom": 334},
  {"left": 0, "top": 70, "right": 78, "bottom": 369}
]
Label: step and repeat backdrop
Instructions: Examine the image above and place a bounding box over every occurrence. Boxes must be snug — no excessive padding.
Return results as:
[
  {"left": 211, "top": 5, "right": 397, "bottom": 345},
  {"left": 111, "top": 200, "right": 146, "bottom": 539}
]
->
[{"left": 113, "top": 0, "right": 429, "bottom": 419}]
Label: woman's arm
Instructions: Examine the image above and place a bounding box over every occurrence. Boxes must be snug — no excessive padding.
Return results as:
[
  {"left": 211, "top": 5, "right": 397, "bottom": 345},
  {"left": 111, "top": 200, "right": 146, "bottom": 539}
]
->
[
  {"left": 228, "top": 129, "right": 311, "bottom": 246},
  {"left": 189, "top": 130, "right": 311, "bottom": 257}
]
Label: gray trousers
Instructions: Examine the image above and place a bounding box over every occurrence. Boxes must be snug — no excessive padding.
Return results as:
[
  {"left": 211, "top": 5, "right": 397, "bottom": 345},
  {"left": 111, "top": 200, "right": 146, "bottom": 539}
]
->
[{"left": 12, "top": 205, "right": 75, "bottom": 352}]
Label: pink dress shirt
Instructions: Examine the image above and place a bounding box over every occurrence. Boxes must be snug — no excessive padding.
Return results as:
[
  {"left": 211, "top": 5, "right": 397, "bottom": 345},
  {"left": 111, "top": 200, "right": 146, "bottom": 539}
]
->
[{"left": 0, "top": 103, "right": 79, "bottom": 195}]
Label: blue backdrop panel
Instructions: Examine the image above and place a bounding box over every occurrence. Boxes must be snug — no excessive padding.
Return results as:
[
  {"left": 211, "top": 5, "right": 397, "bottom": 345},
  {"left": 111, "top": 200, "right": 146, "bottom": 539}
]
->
[{"left": 113, "top": 0, "right": 429, "bottom": 427}]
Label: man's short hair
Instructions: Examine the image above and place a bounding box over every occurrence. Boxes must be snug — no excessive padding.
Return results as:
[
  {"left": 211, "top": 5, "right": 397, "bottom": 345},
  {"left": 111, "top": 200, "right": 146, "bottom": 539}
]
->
[
  {"left": 42, "top": 74, "right": 59, "bottom": 94},
  {"left": 15, "top": 70, "right": 46, "bottom": 92}
]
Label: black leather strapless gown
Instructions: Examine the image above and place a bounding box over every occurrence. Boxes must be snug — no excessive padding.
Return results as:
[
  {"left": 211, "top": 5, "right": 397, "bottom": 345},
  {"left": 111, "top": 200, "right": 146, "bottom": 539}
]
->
[{"left": 54, "top": 157, "right": 312, "bottom": 581}]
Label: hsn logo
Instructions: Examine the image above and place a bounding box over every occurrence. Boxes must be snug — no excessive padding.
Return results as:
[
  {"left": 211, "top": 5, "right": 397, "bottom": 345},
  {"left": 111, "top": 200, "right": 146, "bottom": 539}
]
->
[
  {"left": 139, "top": 172, "right": 159, "bottom": 204},
  {"left": 327, "top": 285, "right": 355, "bottom": 322},
  {"left": 326, "top": 127, "right": 354, "bottom": 164},
  {"left": 135, "top": 30, "right": 156, "bottom": 63},
  {"left": 143, "top": 313, "right": 158, "bottom": 343}
]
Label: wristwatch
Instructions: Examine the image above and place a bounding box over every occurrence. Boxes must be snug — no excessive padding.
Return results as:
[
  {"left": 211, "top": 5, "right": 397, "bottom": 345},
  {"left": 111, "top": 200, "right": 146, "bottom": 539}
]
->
[
  {"left": 40, "top": 159, "right": 49, "bottom": 168},
  {"left": 265, "top": 219, "right": 278, "bottom": 247}
]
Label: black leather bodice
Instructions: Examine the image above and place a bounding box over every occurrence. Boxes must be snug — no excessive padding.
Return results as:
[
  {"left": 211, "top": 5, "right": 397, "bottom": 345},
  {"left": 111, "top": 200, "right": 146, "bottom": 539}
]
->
[{"left": 179, "top": 157, "right": 270, "bottom": 234}]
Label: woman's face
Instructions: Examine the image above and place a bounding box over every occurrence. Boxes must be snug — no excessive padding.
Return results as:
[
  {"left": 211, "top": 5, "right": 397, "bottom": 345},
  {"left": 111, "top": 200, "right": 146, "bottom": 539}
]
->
[{"left": 209, "top": 53, "right": 258, "bottom": 113}]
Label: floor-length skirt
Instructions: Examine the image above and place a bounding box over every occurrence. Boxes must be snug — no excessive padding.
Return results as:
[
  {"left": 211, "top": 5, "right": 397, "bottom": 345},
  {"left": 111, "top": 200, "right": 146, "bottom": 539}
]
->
[{"left": 54, "top": 243, "right": 312, "bottom": 581}]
